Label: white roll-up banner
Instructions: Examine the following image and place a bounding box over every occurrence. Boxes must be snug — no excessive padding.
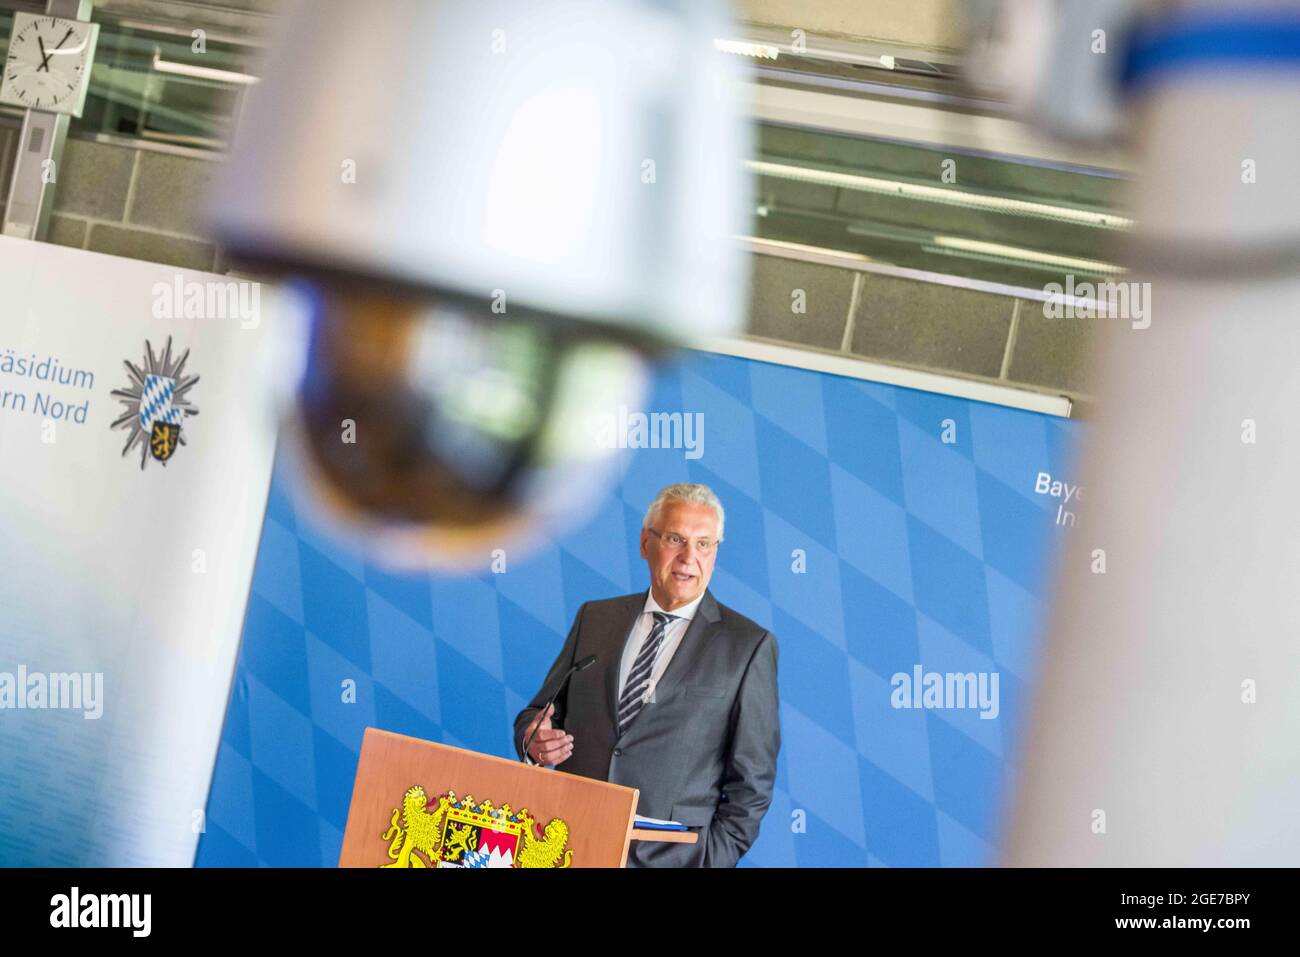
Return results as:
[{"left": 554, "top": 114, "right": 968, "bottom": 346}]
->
[{"left": 0, "top": 235, "right": 277, "bottom": 865}]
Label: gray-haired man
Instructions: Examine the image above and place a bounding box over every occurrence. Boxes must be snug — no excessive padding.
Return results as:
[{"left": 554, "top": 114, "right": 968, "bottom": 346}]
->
[{"left": 514, "top": 483, "right": 781, "bottom": 867}]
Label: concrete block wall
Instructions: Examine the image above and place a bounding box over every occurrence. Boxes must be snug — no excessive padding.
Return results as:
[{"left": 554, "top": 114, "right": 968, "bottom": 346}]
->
[
  {"left": 747, "top": 254, "right": 1099, "bottom": 411},
  {"left": 41, "top": 138, "right": 224, "bottom": 271}
]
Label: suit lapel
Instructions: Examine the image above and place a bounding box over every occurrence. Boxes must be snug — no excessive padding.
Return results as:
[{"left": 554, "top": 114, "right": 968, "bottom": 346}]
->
[{"left": 602, "top": 593, "right": 647, "bottom": 729}]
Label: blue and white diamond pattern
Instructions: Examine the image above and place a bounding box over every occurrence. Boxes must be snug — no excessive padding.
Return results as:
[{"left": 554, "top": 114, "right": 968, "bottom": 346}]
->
[
  {"left": 139, "top": 373, "right": 181, "bottom": 431},
  {"left": 197, "top": 351, "right": 1083, "bottom": 868}
]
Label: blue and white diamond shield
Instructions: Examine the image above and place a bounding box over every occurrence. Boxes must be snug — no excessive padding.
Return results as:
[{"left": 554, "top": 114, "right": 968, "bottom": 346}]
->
[{"left": 139, "top": 374, "right": 181, "bottom": 432}]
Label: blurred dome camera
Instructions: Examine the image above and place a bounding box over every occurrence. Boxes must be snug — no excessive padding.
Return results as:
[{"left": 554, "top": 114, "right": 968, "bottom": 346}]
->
[{"left": 208, "top": 0, "right": 750, "bottom": 569}]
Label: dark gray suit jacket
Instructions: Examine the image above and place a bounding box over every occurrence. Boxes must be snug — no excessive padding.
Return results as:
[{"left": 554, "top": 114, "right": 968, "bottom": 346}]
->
[{"left": 513, "top": 589, "right": 780, "bottom": 867}]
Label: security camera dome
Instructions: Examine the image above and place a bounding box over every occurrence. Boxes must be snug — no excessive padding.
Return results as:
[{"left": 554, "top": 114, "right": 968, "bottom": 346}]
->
[{"left": 208, "top": 0, "right": 750, "bottom": 568}]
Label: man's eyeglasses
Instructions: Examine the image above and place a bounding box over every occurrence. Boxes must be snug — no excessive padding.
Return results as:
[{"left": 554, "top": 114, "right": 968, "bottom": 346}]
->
[{"left": 646, "top": 527, "right": 720, "bottom": 554}]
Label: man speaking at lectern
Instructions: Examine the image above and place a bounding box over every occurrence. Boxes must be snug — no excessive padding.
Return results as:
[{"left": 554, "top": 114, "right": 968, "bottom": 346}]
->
[{"left": 514, "top": 483, "right": 780, "bottom": 867}]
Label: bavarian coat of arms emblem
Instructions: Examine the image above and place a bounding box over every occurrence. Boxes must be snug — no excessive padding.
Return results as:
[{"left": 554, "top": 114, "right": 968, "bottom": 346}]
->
[{"left": 381, "top": 786, "right": 573, "bottom": 868}]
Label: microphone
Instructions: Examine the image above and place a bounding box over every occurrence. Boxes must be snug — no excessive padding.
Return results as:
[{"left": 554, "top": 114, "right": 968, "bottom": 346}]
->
[{"left": 522, "top": 654, "right": 596, "bottom": 764}]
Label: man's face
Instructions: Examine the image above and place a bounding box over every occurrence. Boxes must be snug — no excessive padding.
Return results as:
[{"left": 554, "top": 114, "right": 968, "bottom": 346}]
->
[{"left": 640, "top": 501, "right": 720, "bottom": 611}]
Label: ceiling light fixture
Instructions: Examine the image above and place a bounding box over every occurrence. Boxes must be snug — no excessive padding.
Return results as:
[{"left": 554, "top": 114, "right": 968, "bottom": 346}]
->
[{"left": 750, "top": 159, "right": 1132, "bottom": 229}]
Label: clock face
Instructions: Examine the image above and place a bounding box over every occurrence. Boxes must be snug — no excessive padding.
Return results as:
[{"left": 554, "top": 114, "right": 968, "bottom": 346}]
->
[{"left": 0, "top": 13, "right": 99, "bottom": 116}]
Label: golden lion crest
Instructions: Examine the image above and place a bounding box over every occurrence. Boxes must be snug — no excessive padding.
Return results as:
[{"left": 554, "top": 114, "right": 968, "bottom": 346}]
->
[{"left": 381, "top": 786, "right": 573, "bottom": 869}]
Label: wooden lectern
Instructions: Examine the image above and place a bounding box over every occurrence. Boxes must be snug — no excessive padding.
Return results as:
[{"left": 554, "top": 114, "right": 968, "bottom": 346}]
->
[{"left": 339, "top": 727, "right": 696, "bottom": 868}]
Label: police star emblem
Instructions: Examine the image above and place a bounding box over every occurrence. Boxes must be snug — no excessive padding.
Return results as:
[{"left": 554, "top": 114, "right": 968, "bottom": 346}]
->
[{"left": 110, "top": 337, "right": 200, "bottom": 469}]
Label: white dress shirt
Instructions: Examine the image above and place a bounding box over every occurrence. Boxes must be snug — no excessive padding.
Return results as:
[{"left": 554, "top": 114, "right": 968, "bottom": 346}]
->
[
  {"left": 524, "top": 590, "right": 703, "bottom": 765},
  {"left": 615, "top": 590, "right": 702, "bottom": 707}
]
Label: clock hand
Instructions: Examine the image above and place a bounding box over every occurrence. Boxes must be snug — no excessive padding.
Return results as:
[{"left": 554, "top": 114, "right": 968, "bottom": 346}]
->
[{"left": 39, "top": 29, "right": 75, "bottom": 72}]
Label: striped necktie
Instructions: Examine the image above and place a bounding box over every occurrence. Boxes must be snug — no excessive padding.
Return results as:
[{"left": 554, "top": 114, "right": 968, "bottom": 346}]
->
[{"left": 617, "top": 611, "right": 676, "bottom": 735}]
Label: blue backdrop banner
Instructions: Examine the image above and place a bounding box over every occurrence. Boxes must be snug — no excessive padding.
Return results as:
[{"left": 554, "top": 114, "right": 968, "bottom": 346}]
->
[{"left": 196, "top": 349, "right": 1082, "bottom": 867}]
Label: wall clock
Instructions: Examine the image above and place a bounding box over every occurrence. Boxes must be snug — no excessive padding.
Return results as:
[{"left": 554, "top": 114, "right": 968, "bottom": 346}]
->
[{"left": 0, "top": 12, "right": 99, "bottom": 117}]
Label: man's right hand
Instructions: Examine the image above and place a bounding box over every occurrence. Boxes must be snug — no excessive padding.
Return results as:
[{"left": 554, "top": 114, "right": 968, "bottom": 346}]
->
[{"left": 524, "top": 703, "right": 573, "bottom": 766}]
